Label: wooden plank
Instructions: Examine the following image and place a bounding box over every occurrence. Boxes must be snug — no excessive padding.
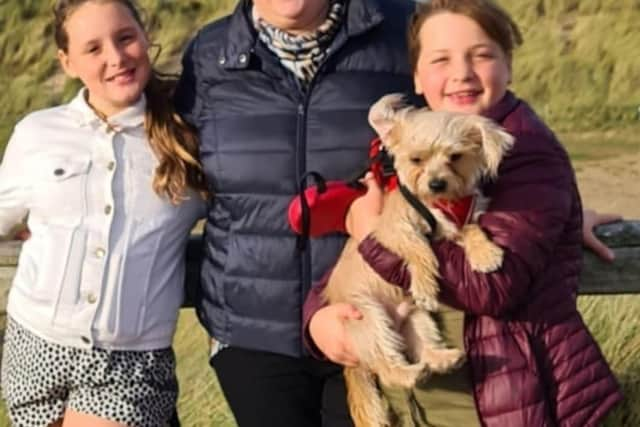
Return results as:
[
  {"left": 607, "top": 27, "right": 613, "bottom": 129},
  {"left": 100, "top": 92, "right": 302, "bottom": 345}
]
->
[
  {"left": 180, "top": 220, "right": 640, "bottom": 302},
  {"left": 581, "top": 248, "right": 640, "bottom": 294},
  {"left": 579, "top": 220, "right": 640, "bottom": 294},
  {"left": 0, "top": 240, "right": 21, "bottom": 265},
  {"left": 1, "top": 221, "right": 639, "bottom": 305},
  {"left": 590, "top": 220, "right": 640, "bottom": 248}
]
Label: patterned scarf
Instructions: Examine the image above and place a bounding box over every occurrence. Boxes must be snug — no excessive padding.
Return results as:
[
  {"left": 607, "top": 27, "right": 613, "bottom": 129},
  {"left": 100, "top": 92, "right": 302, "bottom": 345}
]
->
[{"left": 253, "top": 0, "right": 346, "bottom": 85}]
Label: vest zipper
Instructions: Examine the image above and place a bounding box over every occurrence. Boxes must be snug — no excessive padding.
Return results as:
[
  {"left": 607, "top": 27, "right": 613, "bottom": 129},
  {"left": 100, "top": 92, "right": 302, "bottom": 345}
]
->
[{"left": 295, "top": 32, "right": 351, "bottom": 355}]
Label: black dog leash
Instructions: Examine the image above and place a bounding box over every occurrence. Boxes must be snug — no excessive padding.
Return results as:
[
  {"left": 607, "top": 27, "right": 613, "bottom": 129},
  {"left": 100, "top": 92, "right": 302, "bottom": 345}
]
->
[
  {"left": 374, "top": 145, "right": 438, "bottom": 237},
  {"left": 296, "top": 171, "right": 328, "bottom": 251},
  {"left": 294, "top": 145, "right": 437, "bottom": 250},
  {"left": 398, "top": 183, "right": 438, "bottom": 238}
]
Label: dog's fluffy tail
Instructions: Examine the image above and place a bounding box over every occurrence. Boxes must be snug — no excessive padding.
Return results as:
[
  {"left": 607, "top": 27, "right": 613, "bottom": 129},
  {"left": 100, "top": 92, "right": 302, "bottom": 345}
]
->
[{"left": 345, "top": 367, "right": 389, "bottom": 427}]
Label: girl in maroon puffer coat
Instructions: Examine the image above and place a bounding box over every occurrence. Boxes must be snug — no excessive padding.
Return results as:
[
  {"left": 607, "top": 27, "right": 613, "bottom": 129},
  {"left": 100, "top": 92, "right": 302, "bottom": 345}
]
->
[{"left": 305, "top": 0, "right": 623, "bottom": 426}]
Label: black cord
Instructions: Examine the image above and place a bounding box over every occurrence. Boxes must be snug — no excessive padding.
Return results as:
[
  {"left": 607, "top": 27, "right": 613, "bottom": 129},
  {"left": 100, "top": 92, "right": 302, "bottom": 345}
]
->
[
  {"left": 296, "top": 171, "right": 328, "bottom": 251},
  {"left": 398, "top": 183, "right": 437, "bottom": 238}
]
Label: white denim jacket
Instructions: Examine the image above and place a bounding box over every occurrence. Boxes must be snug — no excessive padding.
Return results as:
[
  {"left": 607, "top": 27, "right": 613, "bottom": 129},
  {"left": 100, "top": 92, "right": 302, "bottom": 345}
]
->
[{"left": 0, "top": 90, "right": 205, "bottom": 350}]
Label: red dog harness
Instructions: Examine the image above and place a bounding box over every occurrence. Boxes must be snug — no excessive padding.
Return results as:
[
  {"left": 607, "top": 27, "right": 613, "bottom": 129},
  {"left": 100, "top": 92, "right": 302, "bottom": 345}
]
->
[{"left": 288, "top": 138, "right": 476, "bottom": 239}]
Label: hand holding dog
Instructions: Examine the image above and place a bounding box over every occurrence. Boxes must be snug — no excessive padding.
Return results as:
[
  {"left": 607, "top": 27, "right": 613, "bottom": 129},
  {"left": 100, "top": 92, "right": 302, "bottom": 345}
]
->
[
  {"left": 345, "top": 172, "right": 384, "bottom": 242},
  {"left": 309, "top": 303, "right": 363, "bottom": 367}
]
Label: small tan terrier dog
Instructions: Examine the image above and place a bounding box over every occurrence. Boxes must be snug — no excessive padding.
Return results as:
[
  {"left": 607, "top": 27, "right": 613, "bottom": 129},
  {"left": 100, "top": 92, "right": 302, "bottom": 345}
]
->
[{"left": 323, "top": 94, "right": 514, "bottom": 427}]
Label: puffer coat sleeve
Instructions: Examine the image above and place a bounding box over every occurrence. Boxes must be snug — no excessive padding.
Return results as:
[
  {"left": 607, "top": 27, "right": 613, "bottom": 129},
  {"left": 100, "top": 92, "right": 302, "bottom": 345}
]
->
[{"left": 433, "top": 104, "right": 579, "bottom": 317}]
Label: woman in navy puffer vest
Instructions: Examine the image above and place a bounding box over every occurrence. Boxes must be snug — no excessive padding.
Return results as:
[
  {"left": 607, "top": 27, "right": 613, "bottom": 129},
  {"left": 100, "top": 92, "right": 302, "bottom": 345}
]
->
[{"left": 174, "top": 0, "right": 414, "bottom": 425}]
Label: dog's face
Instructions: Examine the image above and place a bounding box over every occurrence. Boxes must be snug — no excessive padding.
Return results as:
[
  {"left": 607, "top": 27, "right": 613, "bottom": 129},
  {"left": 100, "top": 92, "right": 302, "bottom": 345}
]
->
[{"left": 369, "top": 94, "right": 514, "bottom": 202}]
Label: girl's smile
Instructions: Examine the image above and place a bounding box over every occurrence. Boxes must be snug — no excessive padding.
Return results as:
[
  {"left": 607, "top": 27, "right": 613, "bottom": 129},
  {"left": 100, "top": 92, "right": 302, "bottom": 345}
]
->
[
  {"left": 413, "top": 12, "right": 511, "bottom": 115},
  {"left": 57, "top": 1, "right": 151, "bottom": 117}
]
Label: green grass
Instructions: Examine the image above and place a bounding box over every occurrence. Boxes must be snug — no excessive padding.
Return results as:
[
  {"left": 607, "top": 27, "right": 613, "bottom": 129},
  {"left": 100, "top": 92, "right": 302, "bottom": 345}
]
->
[
  {"left": 558, "top": 125, "right": 640, "bottom": 162},
  {"left": 3, "top": 300, "right": 636, "bottom": 427},
  {"left": 578, "top": 295, "right": 640, "bottom": 427},
  {"left": 173, "top": 297, "right": 640, "bottom": 426},
  {"left": 504, "top": 0, "right": 640, "bottom": 131},
  {"left": 172, "top": 298, "right": 640, "bottom": 427},
  {"left": 1, "top": 0, "right": 640, "bottom": 153},
  {"left": 0, "top": 0, "right": 238, "bottom": 153},
  {"left": 173, "top": 310, "right": 236, "bottom": 427}
]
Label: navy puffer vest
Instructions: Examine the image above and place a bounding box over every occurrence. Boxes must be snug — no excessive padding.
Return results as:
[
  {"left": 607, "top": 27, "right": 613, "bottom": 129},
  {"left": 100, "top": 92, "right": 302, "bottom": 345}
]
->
[{"left": 175, "top": 0, "right": 414, "bottom": 357}]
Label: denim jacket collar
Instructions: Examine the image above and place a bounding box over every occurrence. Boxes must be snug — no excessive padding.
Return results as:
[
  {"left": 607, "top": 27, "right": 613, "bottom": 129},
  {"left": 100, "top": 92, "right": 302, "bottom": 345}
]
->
[{"left": 69, "top": 88, "right": 146, "bottom": 130}]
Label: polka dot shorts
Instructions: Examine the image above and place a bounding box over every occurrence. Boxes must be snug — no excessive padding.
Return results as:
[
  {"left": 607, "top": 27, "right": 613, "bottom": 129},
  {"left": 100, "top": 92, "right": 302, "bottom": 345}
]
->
[{"left": 1, "top": 317, "right": 178, "bottom": 427}]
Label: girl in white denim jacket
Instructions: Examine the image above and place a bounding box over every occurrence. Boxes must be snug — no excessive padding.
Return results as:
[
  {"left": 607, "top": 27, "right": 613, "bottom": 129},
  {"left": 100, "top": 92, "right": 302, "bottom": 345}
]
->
[{"left": 0, "top": 1, "right": 206, "bottom": 426}]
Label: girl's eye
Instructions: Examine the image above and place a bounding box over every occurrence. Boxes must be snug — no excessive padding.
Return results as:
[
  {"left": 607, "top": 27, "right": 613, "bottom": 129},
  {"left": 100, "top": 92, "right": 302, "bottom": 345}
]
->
[
  {"left": 475, "top": 52, "right": 494, "bottom": 59},
  {"left": 430, "top": 57, "right": 448, "bottom": 64},
  {"left": 450, "top": 153, "right": 462, "bottom": 162},
  {"left": 86, "top": 46, "right": 99, "bottom": 54},
  {"left": 410, "top": 157, "right": 421, "bottom": 164}
]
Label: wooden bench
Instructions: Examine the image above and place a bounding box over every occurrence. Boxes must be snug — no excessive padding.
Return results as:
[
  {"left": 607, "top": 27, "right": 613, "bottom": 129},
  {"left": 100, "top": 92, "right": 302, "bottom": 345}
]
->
[
  {"left": 578, "top": 220, "right": 640, "bottom": 294},
  {"left": 179, "top": 220, "right": 640, "bottom": 308}
]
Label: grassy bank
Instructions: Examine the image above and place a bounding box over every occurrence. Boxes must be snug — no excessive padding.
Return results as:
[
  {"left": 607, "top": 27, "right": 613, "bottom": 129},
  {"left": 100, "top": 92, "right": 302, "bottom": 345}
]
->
[
  {"left": 559, "top": 125, "right": 640, "bottom": 162},
  {"left": 1, "top": 0, "right": 639, "bottom": 151},
  {"left": 578, "top": 296, "right": 640, "bottom": 427},
  {"left": 0, "top": 0, "right": 237, "bottom": 149}
]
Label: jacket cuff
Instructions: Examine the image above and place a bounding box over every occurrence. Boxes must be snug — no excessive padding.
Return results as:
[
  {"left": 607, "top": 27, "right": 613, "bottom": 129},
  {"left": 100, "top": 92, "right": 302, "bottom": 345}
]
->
[
  {"left": 357, "top": 235, "right": 411, "bottom": 290},
  {"left": 302, "top": 270, "right": 332, "bottom": 360}
]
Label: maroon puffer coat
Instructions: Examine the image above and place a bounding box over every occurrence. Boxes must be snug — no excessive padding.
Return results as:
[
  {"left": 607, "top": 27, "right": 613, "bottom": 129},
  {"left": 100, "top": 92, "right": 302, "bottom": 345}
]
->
[{"left": 303, "top": 92, "right": 622, "bottom": 426}]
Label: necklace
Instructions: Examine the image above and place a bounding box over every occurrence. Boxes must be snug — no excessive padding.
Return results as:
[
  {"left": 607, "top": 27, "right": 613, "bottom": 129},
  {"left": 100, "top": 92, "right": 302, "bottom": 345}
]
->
[{"left": 84, "top": 93, "right": 119, "bottom": 133}]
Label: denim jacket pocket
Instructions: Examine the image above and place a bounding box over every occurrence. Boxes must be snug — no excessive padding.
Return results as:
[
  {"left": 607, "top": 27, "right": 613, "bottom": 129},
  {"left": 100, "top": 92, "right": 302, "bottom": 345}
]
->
[{"left": 30, "top": 153, "right": 91, "bottom": 227}]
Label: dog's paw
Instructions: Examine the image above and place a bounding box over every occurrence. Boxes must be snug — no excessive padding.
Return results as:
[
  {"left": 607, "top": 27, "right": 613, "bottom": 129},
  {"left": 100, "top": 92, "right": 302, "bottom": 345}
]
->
[
  {"left": 467, "top": 242, "right": 504, "bottom": 273},
  {"left": 423, "top": 347, "right": 466, "bottom": 374},
  {"left": 460, "top": 225, "right": 504, "bottom": 272}
]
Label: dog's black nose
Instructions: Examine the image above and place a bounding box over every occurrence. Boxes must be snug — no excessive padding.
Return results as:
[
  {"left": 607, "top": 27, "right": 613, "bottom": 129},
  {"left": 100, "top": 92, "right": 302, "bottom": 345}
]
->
[{"left": 429, "top": 179, "right": 447, "bottom": 193}]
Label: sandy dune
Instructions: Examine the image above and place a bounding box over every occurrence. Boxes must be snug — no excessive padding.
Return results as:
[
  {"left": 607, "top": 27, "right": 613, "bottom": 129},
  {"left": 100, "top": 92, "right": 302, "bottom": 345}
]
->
[{"left": 575, "top": 153, "right": 640, "bottom": 219}]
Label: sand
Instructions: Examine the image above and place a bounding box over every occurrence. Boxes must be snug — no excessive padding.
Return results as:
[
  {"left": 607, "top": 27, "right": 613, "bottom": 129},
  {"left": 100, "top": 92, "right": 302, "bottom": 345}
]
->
[{"left": 575, "top": 153, "right": 640, "bottom": 219}]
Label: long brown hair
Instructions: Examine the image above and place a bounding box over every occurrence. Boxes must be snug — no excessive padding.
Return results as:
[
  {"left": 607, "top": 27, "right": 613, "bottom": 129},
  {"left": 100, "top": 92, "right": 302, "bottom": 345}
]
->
[
  {"left": 408, "top": 0, "right": 523, "bottom": 73},
  {"left": 54, "top": 0, "right": 208, "bottom": 204}
]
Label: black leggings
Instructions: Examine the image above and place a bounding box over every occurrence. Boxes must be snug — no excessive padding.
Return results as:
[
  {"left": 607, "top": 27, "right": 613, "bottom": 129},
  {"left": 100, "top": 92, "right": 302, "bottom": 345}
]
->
[{"left": 210, "top": 347, "right": 354, "bottom": 427}]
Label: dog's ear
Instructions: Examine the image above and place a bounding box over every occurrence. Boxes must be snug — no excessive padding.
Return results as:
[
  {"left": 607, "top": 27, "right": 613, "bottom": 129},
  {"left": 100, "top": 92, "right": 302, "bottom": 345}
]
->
[
  {"left": 465, "top": 115, "right": 515, "bottom": 178},
  {"left": 368, "top": 94, "right": 412, "bottom": 149}
]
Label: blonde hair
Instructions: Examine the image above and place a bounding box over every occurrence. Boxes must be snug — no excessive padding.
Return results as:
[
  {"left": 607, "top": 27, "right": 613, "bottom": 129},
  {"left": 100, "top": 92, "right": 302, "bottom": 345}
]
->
[
  {"left": 54, "top": 0, "right": 208, "bottom": 204},
  {"left": 408, "top": 0, "right": 523, "bottom": 72}
]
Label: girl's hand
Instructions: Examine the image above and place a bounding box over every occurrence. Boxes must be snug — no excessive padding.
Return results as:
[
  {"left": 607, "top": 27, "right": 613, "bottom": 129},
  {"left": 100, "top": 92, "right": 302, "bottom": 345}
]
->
[
  {"left": 582, "top": 209, "right": 622, "bottom": 262},
  {"left": 309, "top": 303, "right": 363, "bottom": 367},
  {"left": 14, "top": 226, "right": 30, "bottom": 241},
  {"left": 345, "top": 172, "right": 384, "bottom": 242}
]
